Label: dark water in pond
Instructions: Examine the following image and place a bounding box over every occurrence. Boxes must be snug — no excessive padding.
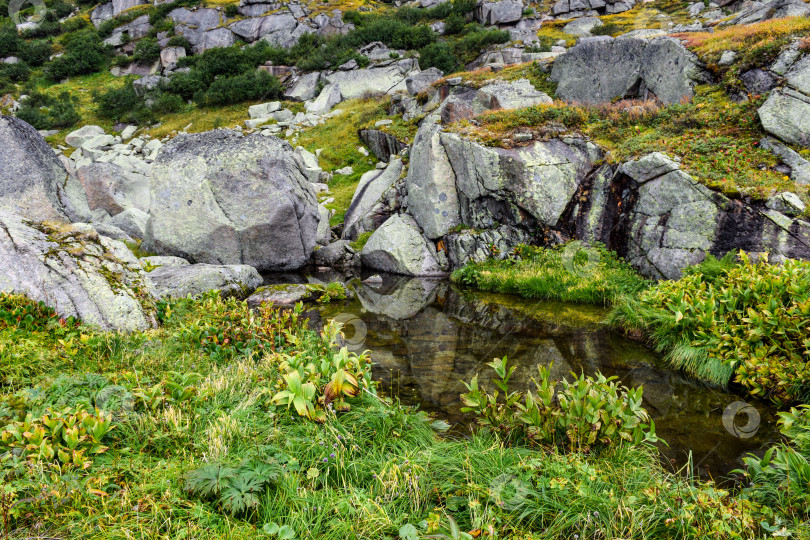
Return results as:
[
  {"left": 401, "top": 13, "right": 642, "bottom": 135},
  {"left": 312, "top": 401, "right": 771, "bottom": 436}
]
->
[{"left": 263, "top": 269, "right": 783, "bottom": 482}]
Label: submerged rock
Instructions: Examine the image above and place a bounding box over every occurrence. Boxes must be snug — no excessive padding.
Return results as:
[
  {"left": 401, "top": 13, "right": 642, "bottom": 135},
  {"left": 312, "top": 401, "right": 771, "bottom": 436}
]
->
[
  {"left": 246, "top": 282, "right": 351, "bottom": 308},
  {"left": 0, "top": 212, "right": 157, "bottom": 331}
]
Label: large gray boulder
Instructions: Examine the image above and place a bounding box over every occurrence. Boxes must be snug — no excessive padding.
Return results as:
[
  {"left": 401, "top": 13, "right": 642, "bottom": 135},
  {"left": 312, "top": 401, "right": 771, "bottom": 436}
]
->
[
  {"left": 76, "top": 162, "right": 150, "bottom": 217},
  {"left": 406, "top": 121, "right": 599, "bottom": 241},
  {"left": 550, "top": 36, "right": 706, "bottom": 105},
  {"left": 170, "top": 8, "right": 234, "bottom": 53},
  {"left": 148, "top": 263, "right": 262, "bottom": 299},
  {"left": 360, "top": 214, "right": 445, "bottom": 277},
  {"left": 324, "top": 60, "right": 420, "bottom": 100},
  {"left": 307, "top": 83, "right": 343, "bottom": 115},
  {"left": 285, "top": 72, "right": 323, "bottom": 101},
  {"left": 577, "top": 152, "right": 810, "bottom": 279},
  {"left": 0, "top": 116, "right": 90, "bottom": 222},
  {"left": 343, "top": 159, "right": 404, "bottom": 240},
  {"left": 0, "top": 212, "right": 157, "bottom": 331},
  {"left": 106, "top": 207, "right": 149, "bottom": 240},
  {"left": 406, "top": 67, "right": 444, "bottom": 95},
  {"left": 475, "top": 0, "right": 524, "bottom": 25},
  {"left": 553, "top": 0, "right": 639, "bottom": 16},
  {"left": 145, "top": 130, "right": 320, "bottom": 271},
  {"left": 475, "top": 78, "right": 553, "bottom": 110}
]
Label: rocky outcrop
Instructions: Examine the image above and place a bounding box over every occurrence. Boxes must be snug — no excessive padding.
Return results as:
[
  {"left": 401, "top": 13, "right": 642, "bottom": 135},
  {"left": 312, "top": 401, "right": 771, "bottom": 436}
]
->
[
  {"left": 169, "top": 8, "right": 233, "bottom": 53},
  {"left": 475, "top": 78, "right": 553, "bottom": 110},
  {"left": 407, "top": 122, "right": 600, "bottom": 243},
  {"left": 0, "top": 212, "right": 157, "bottom": 331},
  {"left": 726, "top": 0, "right": 810, "bottom": 25},
  {"left": 145, "top": 130, "right": 320, "bottom": 271},
  {"left": 403, "top": 119, "right": 810, "bottom": 278},
  {"left": 323, "top": 60, "right": 420, "bottom": 100},
  {"left": 148, "top": 263, "right": 262, "bottom": 300},
  {"left": 550, "top": 36, "right": 707, "bottom": 105},
  {"left": 360, "top": 214, "right": 446, "bottom": 277},
  {"left": 573, "top": 153, "right": 810, "bottom": 279},
  {"left": 758, "top": 54, "right": 810, "bottom": 147},
  {"left": 0, "top": 116, "right": 90, "bottom": 223},
  {"left": 475, "top": 0, "right": 524, "bottom": 25},
  {"left": 343, "top": 159, "right": 404, "bottom": 241},
  {"left": 552, "top": 0, "right": 639, "bottom": 18}
]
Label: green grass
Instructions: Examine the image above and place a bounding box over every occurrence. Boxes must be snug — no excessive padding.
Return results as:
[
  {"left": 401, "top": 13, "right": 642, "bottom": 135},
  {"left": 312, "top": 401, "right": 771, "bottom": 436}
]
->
[
  {"left": 2, "top": 289, "right": 807, "bottom": 538},
  {"left": 452, "top": 243, "right": 650, "bottom": 306}
]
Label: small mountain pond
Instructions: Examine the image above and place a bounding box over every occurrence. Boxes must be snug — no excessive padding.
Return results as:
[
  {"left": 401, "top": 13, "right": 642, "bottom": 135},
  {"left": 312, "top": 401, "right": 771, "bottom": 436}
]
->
[{"left": 263, "top": 269, "right": 781, "bottom": 483}]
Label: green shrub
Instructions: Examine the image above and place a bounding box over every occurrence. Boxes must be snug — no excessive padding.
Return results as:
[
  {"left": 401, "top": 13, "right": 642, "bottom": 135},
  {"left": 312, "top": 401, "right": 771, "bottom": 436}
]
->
[
  {"left": 0, "top": 23, "right": 21, "bottom": 57},
  {"left": 452, "top": 28, "right": 510, "bottom": 63},
  {"left": 224, "top": 3, "right": 238, "bottom": 17},
  {"left": 444, "top": 12, "right": 466, "bottom": 35},
  {"left": 17, "top": 39, "right": 52, "bottom": 66},
  {"left": 148, "top": 89, "right": 184, "bottom": 114},
  {"left": 44, "top": 30, "right": 109, "bottom": 81},
  {"left": 609, "top": 252, "right": 810, "bottom": 404},
  {"left": 0, "top": 293, "right": 79, "bottom": 332},
  {"left": 132, "top": 36, "right": 161, "bottom": 63},
  {"left": 166, "top": 34, "right": 191, "bottom": 53},
  {"left": 21, "top": 11, "right": 63, "bottom": 38},
  {"left": 419, "top": 41, "right": 460, "bottom": 74},
  {"left": 0, "top": 61, "right": 30, "bottom": 83},
  {"left": 60, "top": 16, "right": 90, "bottom": 33},
  {"left": 92, "top": 80, "right": 152, "bottom": 124},
  {"left": 165, "top": 69, "right": 206, "bottom": 100},
  {"left": 16, "top": 91, "right": 81, "bottom": 129},
  {"left": 460, "top": 357, "right": 658, "bottom": 452},
  {"left": 591, "top": 22, "right": 622, "bottom": 36},
  {"left": 198, "top": 69, "right": 281, "bottom": 106},
  {"left": 739, "top": 405, "right": 810, "bottom": 525}
]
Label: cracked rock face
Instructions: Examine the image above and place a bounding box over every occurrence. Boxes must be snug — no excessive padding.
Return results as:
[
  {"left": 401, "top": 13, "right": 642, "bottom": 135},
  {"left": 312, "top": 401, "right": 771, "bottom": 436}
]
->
[
  {"left": 758, "top": 54, "right": 810, "bottom": 147},
  {"left": 578, "top": 153, "right": 810, "bottom": 279},
  {"left": 0, "top": 211, "right": 158, "bottom": 331},
  {"left": 0, "top": 116, "right": 91, "bottom": 223},
  {"left": 550, "top": 36, "right": 707, "bottom": 105},
  {"left": 145, "top": 130, "right": 320, "bottom": 272}
]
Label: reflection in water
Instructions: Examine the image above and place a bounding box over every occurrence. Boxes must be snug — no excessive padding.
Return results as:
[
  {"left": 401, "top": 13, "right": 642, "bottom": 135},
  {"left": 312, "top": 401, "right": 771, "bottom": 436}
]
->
[{"left": 287, "top": 271, "right": 782, "bottom": 482}]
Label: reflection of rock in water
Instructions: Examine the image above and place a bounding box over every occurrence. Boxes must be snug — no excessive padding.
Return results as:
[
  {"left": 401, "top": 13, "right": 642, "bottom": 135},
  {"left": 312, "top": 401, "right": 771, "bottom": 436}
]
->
[{"left": 355, "top": 276, "right": 444, "bottom": 320}]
